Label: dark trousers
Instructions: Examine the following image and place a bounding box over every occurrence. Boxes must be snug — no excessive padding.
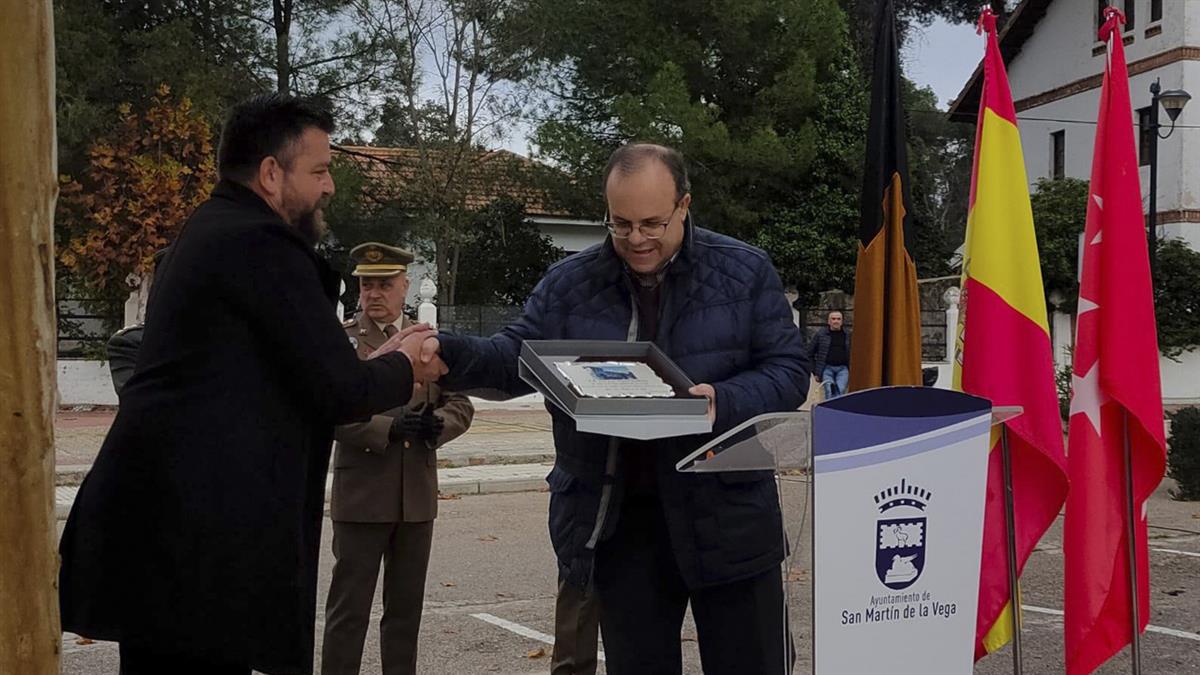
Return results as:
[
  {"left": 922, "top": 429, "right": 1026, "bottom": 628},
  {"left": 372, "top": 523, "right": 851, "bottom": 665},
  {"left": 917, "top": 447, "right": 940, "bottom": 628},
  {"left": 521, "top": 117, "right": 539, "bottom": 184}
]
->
[
  {"left": 118, "top": 643, "right": 249, "bottom": 675},
  {"left": 321, "top": 520, "right": 434, "bottom": 675},
  {"left": 595, "top": 495, "right": 792, "bottom": 675},
  {"left": 550, "top": 575, "right": 601, "bottom": 675}
]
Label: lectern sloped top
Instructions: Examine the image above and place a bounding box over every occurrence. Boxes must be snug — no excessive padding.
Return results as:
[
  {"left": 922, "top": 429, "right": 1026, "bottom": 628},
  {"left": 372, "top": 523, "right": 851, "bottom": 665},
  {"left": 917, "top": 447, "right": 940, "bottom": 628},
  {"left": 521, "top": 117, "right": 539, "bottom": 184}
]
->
[
  {"left": 676, "top": 411, "right": 811, "bottom": 473},
  {"left": 674, "top": 388, "right": 1022, "bottom": 475}
]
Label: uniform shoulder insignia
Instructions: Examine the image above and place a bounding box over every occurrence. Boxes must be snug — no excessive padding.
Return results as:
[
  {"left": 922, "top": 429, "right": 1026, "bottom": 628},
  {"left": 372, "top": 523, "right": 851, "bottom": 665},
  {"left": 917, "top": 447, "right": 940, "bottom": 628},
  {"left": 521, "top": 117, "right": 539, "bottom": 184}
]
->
[{"left": 342, "top": 318, "right": 357, "bottom": 328}]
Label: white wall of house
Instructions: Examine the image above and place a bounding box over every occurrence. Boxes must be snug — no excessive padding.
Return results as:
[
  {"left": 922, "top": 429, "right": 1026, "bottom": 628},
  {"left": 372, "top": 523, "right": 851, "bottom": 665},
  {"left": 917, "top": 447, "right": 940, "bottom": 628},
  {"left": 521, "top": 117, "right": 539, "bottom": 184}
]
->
[
  {"left": 530, "top": 217, "right": 608, "bottom": 255},
  {"left": 1006, "top": 0, "right": 1182, "bottom": 101},
  {"left": 58, "top": 361, "right": 118, "bottom": 407},
  {"left": 1016, "top": 69, "right": 1200, "bottom": 248},
  {"left": 1000, "top": 0, "right": 1200, "bottom": 402},
  {"left": 400, "top": 217, "right": 605, "bottom": 308}
]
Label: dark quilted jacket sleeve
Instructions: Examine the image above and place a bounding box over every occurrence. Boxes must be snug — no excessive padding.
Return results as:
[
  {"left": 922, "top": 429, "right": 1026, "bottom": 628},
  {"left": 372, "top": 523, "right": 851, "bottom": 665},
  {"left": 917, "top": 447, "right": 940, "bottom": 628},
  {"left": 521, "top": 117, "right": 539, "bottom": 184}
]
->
[
  {"left": 438, "top": 275, "right": 549, "bottom": 397},
  {"left": 710, "top": 259, "right": 810, "bottom": 433}
]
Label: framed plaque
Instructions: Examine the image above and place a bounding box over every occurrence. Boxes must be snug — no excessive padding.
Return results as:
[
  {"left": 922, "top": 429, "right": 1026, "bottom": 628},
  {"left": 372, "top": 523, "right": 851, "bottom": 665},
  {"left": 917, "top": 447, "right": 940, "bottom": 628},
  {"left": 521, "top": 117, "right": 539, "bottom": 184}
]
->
[{"left": 518, "top": 340, "right": 712, "bottom": 440}]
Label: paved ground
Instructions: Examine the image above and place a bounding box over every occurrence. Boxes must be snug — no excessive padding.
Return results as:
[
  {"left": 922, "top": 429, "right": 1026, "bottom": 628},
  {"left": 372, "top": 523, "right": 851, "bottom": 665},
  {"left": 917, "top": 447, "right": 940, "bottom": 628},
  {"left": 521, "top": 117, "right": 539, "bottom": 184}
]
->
[
  {"left": 53, "top": 403, "right": 558, "bottom": 520},
  {"left": 53, "top": 404, "right": 557, "bottom": 473},
  {"left": 58, "top": 478, "right": 1200, "bottom": 674},
  {"left": 50, "top": 403, "right": 1200, "bottom": 673}
]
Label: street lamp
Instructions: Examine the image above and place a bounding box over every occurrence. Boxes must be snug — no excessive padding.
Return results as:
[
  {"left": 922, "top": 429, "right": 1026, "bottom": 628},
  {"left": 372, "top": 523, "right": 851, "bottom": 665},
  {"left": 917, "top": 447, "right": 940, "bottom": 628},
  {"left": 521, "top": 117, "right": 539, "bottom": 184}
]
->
[
  {"left": 1148, "top": 79, "right": 1191, "bottom": 282},
  {"left": 1159, "top": 88, "right": 1192, "bottom": 122}
]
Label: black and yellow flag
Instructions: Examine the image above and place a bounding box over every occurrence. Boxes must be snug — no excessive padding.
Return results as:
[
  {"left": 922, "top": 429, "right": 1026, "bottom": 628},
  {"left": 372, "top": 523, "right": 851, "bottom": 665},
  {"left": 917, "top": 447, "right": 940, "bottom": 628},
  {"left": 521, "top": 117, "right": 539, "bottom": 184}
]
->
[{"left": 848, "top": 0, "right": 923, "bottom": 392}]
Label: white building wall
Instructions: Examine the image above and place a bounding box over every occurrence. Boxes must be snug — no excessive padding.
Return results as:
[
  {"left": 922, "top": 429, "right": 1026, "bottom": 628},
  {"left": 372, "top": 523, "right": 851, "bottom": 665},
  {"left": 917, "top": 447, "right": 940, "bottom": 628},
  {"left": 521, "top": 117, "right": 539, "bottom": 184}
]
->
[
  {"left": 1003, "top": 0, "right": 1200, "bottom": 403},
  {"left": 1006, "top": 0, "right": 1183, "bottom": 102},
  {"left": 1018, "top": 74, "right": 1200, "bottom": 243},
  {"left": 58, "top": 361, "right": 118, "bottom": 407},
  {"left": 1005, "top": 0, "right": 1102, "bottom": 100},
  {"left": 535, "top": 221, "right": 607, "bottom": 254}
]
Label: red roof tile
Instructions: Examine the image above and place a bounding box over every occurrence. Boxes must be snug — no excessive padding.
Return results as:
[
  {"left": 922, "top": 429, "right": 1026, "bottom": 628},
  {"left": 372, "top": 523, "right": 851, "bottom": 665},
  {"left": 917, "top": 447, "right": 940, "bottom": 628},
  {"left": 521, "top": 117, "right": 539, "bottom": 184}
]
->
[{"left": 335, "top": 145, "right": 579, "bottom": 218}]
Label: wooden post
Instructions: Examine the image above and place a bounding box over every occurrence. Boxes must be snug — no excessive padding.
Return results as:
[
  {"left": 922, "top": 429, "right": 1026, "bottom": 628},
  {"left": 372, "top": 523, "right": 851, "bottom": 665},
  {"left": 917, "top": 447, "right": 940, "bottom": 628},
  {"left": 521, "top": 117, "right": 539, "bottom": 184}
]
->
[{"left": 0, "top": 0, "right": 62, "bottom": 673}]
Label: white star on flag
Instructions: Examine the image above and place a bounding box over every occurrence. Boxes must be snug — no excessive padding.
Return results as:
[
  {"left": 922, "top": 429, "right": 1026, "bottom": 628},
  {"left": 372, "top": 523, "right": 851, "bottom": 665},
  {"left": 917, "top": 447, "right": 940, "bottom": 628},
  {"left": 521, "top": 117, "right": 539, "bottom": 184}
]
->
[
  {"left": 1089, "top": 194, "right": 1104, "bottom": 245},
  {"left": 1078, "top": 297, "right": 1099, "bottom": 315},
  {"left": 1070, "top": 363, "right": 1109, "bottom": 437}
]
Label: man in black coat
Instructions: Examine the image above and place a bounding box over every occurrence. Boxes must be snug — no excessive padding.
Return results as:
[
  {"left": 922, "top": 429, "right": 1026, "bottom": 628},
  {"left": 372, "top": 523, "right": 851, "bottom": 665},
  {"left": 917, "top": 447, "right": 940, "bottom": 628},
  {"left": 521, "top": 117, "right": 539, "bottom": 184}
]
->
[{"left": 58, "top": 94, "right": 446, "bottom": 675}]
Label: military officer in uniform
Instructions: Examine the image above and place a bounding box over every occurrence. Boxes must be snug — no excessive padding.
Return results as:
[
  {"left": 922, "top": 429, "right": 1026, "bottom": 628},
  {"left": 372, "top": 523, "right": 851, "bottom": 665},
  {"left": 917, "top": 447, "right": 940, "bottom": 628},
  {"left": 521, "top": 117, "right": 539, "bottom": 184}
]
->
[{"left": 322, "top": 242, "right": 475, "bottom": 675}]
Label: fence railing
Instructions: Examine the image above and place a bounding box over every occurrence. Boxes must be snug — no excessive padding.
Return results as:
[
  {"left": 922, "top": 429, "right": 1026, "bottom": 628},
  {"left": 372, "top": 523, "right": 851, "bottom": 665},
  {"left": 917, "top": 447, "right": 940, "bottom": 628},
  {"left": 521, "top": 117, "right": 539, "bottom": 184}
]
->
[
  {"left": 436, "top": 304, "right": 525, "bottom": 337},
  {"left": 62, "top": 277, "right": 973, "bottom": 365},
  {"left": 57, "top": 298, "right": 117, "bottom": 358}
]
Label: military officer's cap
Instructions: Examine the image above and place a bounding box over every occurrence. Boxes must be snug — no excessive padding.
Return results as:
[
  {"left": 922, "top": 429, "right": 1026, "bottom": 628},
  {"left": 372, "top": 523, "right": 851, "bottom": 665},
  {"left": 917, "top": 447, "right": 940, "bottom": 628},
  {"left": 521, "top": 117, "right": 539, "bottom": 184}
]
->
[{"left": 349, "top": 242, "right": 414, "bottom": 278}]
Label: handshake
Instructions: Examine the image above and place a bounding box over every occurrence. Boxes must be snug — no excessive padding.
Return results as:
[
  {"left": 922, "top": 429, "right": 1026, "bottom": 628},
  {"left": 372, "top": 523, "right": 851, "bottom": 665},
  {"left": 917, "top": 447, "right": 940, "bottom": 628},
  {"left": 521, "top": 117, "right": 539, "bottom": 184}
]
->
[{"left": 367, "top": 322, "right": 447, "bottom": 385}]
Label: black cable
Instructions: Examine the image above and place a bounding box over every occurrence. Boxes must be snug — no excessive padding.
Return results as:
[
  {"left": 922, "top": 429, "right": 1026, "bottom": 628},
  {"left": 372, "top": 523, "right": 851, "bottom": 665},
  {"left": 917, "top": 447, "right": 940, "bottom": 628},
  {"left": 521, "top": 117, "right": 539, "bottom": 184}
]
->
[{"left": 910, "top": 108, "right": 1200, "bottom": 128}]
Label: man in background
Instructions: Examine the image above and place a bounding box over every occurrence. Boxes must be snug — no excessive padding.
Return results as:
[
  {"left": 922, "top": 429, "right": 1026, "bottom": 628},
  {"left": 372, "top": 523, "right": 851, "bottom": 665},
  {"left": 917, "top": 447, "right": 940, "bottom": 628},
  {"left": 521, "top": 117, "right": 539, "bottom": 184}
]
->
[
  {"left": 809, "top": 310, "right": 851, "bottom": 399},
  {"left": 322, "top": 242, "right": 474, "bottom": 675}
]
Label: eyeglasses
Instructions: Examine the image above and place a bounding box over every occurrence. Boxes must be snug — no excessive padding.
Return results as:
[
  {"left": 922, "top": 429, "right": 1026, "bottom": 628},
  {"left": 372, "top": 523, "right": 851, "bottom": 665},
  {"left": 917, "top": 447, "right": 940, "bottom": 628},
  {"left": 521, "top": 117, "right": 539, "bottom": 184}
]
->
[{"left": 603, "top": 201, "right": 682, "bottom": 240}]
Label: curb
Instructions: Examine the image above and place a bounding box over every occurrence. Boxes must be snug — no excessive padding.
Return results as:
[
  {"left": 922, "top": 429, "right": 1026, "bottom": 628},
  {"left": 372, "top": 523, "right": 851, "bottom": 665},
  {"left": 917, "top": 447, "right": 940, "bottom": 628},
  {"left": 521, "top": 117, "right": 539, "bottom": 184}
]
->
[
  {"left": 437, "top": 453, "right": 555, "bottom": 470},
  {"left": 438, "top": 477, "right": 549, "bottom": 496},
  {"left": 55, "top": 458, "right": 555, "bottom": 488},
  {"left": 56, "top": 465, "right": 91, "bottom": 487},
  {"left": 56, "top": 464, "right": 552, "bottom": 521}
]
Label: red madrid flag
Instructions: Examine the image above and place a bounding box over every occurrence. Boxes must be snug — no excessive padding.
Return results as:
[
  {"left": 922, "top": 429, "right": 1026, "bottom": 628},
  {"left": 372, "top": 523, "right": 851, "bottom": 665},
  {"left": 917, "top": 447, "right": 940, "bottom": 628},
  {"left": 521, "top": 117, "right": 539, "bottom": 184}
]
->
[{"left": 1063, "top": 9, "right": 1167, "bottom": 675}]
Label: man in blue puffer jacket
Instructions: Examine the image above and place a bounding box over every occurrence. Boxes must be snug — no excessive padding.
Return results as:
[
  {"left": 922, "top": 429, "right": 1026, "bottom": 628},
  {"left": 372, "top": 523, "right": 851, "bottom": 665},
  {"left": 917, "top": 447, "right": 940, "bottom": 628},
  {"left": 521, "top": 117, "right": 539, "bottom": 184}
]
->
[{"left": 420, "top": 143, "right": 809, "bottom": 674}]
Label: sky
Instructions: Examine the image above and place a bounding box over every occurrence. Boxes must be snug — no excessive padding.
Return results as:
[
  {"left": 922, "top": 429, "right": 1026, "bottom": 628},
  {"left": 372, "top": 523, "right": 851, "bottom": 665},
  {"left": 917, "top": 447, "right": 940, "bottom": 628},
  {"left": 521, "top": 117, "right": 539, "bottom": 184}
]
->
[{"left": 903, "top": 17, "right": 989, "bottom": 110}]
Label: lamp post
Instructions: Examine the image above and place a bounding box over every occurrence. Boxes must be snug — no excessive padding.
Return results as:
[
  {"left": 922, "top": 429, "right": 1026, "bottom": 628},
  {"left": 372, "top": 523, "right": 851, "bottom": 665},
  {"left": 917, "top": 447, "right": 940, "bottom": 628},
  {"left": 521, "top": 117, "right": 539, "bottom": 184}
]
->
[{"left": 1148, "top": 78, "right": 1191, "bottom": 282}]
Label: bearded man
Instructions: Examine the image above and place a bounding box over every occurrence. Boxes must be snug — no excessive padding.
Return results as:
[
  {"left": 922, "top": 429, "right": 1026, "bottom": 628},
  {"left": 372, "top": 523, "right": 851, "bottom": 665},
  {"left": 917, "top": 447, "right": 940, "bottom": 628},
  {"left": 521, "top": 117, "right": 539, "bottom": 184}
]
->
[{"left": 58, "top": 94, "right": 445, "bottom": 675}]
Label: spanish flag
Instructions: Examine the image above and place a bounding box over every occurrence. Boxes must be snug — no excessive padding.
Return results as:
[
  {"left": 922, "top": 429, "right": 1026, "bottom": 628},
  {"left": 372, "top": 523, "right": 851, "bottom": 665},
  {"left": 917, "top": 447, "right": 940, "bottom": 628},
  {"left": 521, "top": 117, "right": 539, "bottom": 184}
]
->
[
  {"left": 847, "top": 0, "right": 922, "bottom": 392},
  {"left": 954, "top": 9, "right": 1069, "bottom": 660}
]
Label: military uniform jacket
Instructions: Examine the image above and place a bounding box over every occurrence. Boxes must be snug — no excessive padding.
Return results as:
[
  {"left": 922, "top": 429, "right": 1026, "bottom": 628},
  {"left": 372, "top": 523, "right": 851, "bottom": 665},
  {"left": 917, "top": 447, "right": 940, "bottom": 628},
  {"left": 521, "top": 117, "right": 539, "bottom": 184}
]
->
[{"left": 331, "top": 313, "right": 474, "bottom": 523}]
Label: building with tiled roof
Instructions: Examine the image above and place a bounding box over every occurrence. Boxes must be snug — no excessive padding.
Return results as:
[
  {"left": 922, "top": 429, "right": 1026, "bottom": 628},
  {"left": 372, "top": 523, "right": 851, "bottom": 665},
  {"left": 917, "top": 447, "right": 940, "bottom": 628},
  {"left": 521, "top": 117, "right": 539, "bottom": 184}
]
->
[
  {"left": 949, "top": 0, "right": 1198, "bottom": 404},
  {"left": 335, "top": 145, "right": 605, "bottom": 305}
]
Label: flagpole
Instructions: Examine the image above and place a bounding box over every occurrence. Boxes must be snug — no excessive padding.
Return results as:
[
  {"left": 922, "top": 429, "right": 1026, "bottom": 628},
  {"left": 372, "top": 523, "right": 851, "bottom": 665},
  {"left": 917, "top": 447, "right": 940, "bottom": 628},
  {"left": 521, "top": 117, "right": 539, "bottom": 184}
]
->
[
  {"left": 1122, "top": 410, "right": 1143, "bottom": 674},
  {"left": 1000, "top": 423, "right": 1024, "bottom": 675}
]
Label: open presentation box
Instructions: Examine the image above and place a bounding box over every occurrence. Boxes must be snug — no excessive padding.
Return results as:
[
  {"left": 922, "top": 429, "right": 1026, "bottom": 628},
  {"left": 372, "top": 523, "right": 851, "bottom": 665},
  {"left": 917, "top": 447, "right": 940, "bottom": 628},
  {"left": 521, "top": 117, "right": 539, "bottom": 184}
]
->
[{"left": 517, "top": 340, "right": 712, "bottom": 440}]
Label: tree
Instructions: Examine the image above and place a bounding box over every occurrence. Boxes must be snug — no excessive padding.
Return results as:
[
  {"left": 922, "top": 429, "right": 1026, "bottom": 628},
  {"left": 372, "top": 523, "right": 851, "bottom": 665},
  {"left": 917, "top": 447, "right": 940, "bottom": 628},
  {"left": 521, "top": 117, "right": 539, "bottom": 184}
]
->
[
  {"left": 373, "top": 99, "right": 454, "bottom": 147},
  {"left": 321, "top": 154, "right": 414, "bottom": 309},
  {"left": 840, "top": 0, "right": 1009, "bottom": 50},
  {"left": 58, "top": 86, "right": 217, "bottom": 323},
  {"left": 454, "top": 198, "right": 564, "bottom": 305},
  {"left": 1027, "top": 178, "right": 1200, "bottom": 359},
  {"left": 905, "top": 0, "right": 1009, "bottom": 25},
  {"left": 240, "top": 0, "right": 393, "bottom": 124},
  {"left": 510, "top": 0, "right": 975, "bottom": 306},
  {"left": 54, "top": 0, "right": 398, "bottom": 172},
  {"left": 753, "top": 46, "right": 866, "bottom": 306},
  {"left": 905, "top": 80, "right": 973, "bottom": 278},
  {"left": 1155, "top": 239, "right": 1200, "bottom": 360},
  {"left": 53, "top": 0, "right": 262, "bottom": 176},
  {"left": 1029, "top": 177, "right": 1088, "bottom": 314},
  {"left": 0, "top": 3, "right": 60, "bottom": 672},
  {"left": 350, "top": 0, "right": 530, "bottom": 304},
  {"left": 504, "top": 0, "right": 850, "bottom": 244},
  {"left": 756, "top": 196, "right": 860, "bottom": 308}
]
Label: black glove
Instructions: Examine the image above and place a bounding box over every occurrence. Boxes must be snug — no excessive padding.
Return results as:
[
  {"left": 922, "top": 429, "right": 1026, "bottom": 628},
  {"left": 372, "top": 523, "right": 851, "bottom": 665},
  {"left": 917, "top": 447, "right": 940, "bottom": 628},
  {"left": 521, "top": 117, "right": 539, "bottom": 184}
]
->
[{"left": 389, "top": 409, "right": 445, "bottom": 443}]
